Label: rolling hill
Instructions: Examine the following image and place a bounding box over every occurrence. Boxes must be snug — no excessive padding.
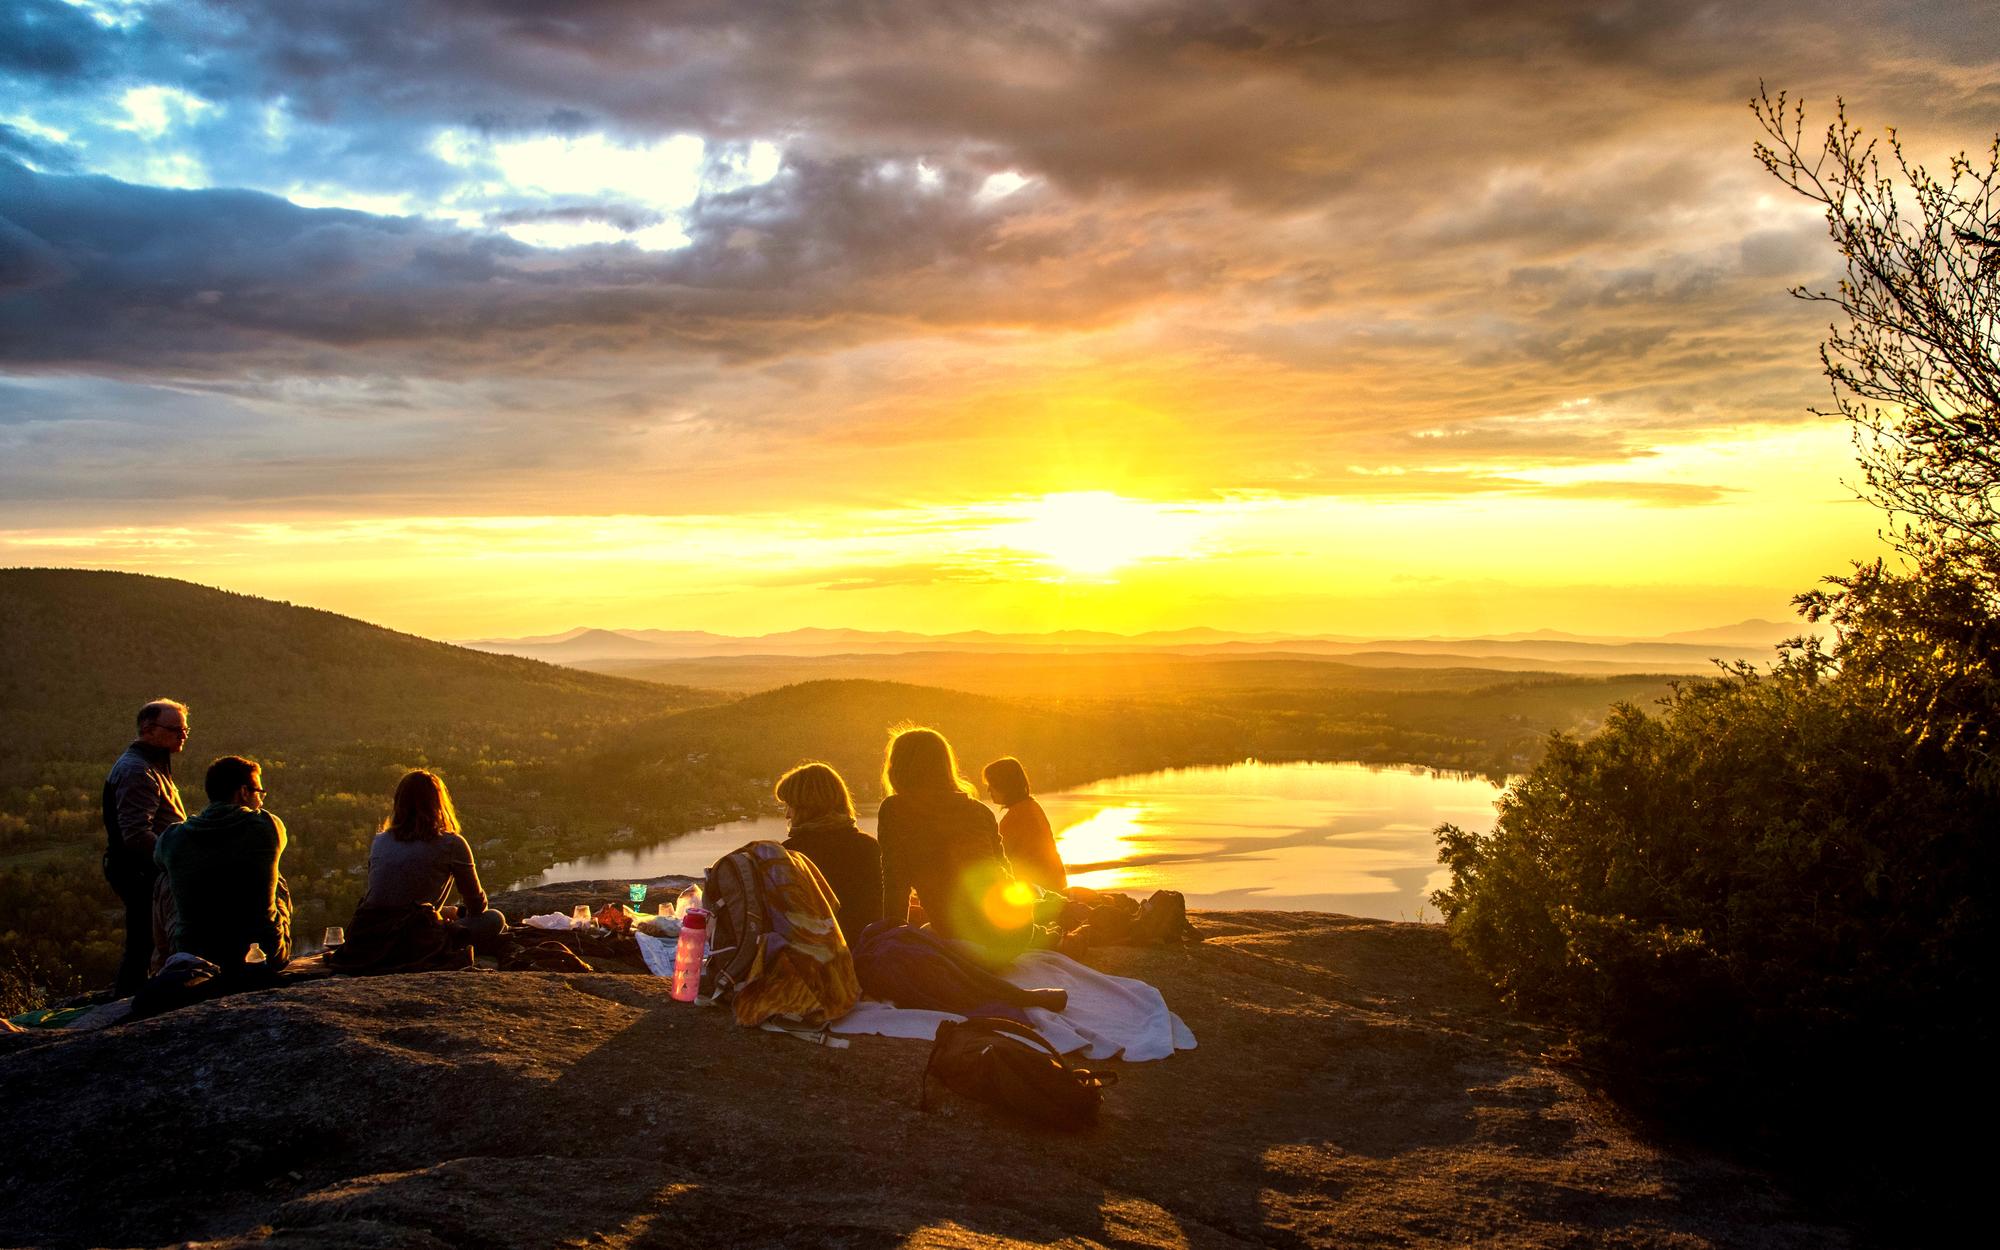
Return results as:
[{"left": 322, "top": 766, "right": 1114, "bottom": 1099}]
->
[{"left": 0, "top": 568, "right": 710, "bottom": 782}]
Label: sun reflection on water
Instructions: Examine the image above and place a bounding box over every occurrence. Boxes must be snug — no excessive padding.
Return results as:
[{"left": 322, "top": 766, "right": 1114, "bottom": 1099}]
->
[{"left": 1055, "top": 805, "right": 1148, "bottom": 889}]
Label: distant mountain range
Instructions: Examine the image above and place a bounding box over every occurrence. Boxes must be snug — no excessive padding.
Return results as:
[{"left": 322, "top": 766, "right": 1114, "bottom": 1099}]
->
[{"left": 459, "top": 619, "right": 1817, "bottom": 672}]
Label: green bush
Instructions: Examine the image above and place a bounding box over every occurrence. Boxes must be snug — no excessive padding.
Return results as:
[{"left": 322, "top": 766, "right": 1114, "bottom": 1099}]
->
[{"left": 1434, "top": 555, "right": 1996, "bottom": 1157}]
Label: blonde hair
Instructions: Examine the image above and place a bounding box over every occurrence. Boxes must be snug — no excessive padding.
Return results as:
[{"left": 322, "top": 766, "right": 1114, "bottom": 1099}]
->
[
  {"left": 883, "top": 726, "right": 975, "bottom": 797},
  {"left": 385, "top": 769, "right": 461, "bottom": 843},
  {"left": 774, "top": 762, "right": 856, "bottom": 823}
]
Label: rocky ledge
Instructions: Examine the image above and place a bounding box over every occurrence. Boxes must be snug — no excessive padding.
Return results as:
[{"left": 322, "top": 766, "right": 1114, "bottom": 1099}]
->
[{"left": 0, "top": 894, "right": 1850, "bottom": 1248}]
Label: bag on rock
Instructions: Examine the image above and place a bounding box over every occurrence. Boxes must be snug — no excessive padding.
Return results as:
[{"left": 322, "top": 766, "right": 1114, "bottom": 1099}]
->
[
  {"left": 701, "top": 840, "right": 859, "bottom": 1028},
  {"left": 921, "top": 1016, "right": 1115, "bottom": 1130},
  {"left": 1131, "top": 890, "right": 1194, "bottom": 944},
  {"left": 500, "top": 940, "right": 593, "bottom": 973}
]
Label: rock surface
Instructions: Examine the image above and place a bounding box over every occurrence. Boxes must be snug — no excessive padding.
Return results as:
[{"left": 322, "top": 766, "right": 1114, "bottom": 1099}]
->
[{"left": 0, "top": 897, "right": 1851, "bottom": 1249}]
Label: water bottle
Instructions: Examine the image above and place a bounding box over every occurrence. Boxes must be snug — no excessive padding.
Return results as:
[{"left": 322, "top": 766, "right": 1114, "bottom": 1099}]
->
[{"left": 672, "top": 908, "right": 710, "bottom": 1002}]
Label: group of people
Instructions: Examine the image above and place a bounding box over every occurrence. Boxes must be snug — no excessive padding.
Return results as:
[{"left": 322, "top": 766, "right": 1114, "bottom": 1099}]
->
[
  {"left": 102, "top": 700, "right": 1070, "bottom": 995},
  {"left": 775, "top": 727, "right": 1069, "bottom": 965},
  {"left": 101, "top": 699, "right": 505, "bottom": 995}
]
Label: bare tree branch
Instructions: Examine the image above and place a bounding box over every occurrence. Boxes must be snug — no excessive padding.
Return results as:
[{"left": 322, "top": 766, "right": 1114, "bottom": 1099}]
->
[{"left": 1753, "top": 85, "right": 2000, "bottom": 573}]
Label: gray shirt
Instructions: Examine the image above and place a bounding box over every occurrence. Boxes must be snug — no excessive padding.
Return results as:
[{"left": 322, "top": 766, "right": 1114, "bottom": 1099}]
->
[{"left": 360, "top": 830, "right": 488, "bottom": 914}]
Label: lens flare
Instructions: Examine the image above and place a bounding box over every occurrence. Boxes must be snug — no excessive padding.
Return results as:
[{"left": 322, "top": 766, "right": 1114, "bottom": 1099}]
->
[{"left": 979, "top": 877, "right": 1036, "bottom": 930}]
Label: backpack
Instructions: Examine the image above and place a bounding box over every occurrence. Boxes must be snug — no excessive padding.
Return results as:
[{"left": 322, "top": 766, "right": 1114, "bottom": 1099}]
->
[
  {"left": 921, "top": 1016, "right": 1116, "bottom": 1130},
  {"left": 701, "top": 840, "right": 860, "bottom": 1028},
  {"left": 1130, "top": 890, "right": 1195, "bottom": 944}
]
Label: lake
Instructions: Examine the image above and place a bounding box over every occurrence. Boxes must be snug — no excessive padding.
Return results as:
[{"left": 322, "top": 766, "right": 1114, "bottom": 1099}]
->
[{"left": 514, "top": 760, "right": 1504, "bottom": 922}]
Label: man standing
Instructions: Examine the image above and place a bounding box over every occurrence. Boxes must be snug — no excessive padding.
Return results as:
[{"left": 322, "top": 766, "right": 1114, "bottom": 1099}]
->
[
  {"left": 102, "top": 699, "right": 189, "bottom": 996},
  {"left": 154, "top": 756, "right": 291, "bottom": 977}
]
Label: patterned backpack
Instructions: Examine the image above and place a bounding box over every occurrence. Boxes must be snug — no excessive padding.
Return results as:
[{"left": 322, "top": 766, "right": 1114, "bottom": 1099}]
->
[{"left": 700, "top": 840, "right": 860, "bottom": 1028}]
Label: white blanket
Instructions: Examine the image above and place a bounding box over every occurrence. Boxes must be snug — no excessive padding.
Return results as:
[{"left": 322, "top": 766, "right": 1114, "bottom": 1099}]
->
[{"left": 828, "top": 950, "right": 1196, "bottom": 1063}]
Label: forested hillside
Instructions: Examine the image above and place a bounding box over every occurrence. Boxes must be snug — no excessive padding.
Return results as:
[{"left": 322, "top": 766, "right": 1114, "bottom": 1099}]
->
[
  {"left": 0, "top": 569, "right": 694, "bottom": 781},
  {"left": 0, "top": 570, "right": 714, "bottom": 999}
]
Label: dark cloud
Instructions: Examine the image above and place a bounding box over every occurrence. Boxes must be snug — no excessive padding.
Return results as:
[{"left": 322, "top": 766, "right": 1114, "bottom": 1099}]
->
[
  {"left": 0, "top": 122, "right": 80, "bottom": 173},
  {"left": 27, "top": 0, "right": 1981, "bottom": 217},
  {"left": 0, "top": 150, "right": 1223, "bottom": 377},
  {"left": 484, "top": 203, "right": 667, "bottom": 231},
  {"left": 0, "top": 0, "right": 115, "bottom": 84}
]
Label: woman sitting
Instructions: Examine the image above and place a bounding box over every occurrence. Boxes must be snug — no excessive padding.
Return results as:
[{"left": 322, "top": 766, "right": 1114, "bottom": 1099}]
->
[
  {"left": 982, "top": 755, "right": 1067, "bottom": 893},
  {"left": 330, "top": 770, "right": 505, "bottom": 972},
  {"left": 877, "top": 727, "right": 1033, "bottom": 966},
  {"left": 776, "top": 761, "right": 882, "bottom": 939}
]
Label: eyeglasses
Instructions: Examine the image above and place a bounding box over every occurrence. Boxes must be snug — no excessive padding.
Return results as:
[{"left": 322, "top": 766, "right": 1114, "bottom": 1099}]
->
[{"left": 248, "top": 786, "right": 268, "bottom": 795}]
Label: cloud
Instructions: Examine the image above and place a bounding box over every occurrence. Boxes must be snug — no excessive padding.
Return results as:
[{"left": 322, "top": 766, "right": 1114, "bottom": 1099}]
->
[
  {"left": 1, "top": 0, "right": 1996, "bottom": 526},
  {"left": 0, "top": 0, "right": 116, "bottom": 83},
  {"left": 0, "top": 155, "right": 1204, "bottom": 377},
  {"left": 1524, "top": 480, "right": 1735, "bottom": 507}
]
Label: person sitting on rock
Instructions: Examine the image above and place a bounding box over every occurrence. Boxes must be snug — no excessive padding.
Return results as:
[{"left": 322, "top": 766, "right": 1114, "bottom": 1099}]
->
[
  {"left": 877, "top": 727, "right": 1034, "bottom": 967},
  {"left": 354, "top": 769, "right": 506, "bottom": 954},
  {"left": 776, "top": 761, "right": 882, "bottom": 939},
  {"left": 153, "top": 755, "right": 291, "bottom": 979},
  {"left": 982, "top": 756, "right": 1067, "bottom": 893}
]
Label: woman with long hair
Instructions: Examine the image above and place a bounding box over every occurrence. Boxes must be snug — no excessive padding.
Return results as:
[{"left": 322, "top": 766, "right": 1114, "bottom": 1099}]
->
[
  {"left": 331, "top": 770, "right": 505, "bottom": 971},
  {"left": 877, "top": 727, "right": 1032, "bottom": 964},
  {"left": 982, "top": 756, "right": 1067, "bottom": 893},
  {"left": 775, "top": 761, "right": 881, "bottom": 938}
]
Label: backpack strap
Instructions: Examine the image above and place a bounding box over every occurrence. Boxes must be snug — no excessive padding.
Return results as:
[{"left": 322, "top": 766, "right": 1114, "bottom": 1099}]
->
[
  {"left": 972, "top": 1016, "right": 1118, "bottom": 1088},
  {"left": 959, "top": 1015, "right": 1068, "bottom": 1062}
]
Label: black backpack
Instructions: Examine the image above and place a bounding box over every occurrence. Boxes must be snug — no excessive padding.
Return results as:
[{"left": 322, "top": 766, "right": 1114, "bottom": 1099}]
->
[{"left": 921, "top": 1016, "right": 1116, "bottom": 1130}]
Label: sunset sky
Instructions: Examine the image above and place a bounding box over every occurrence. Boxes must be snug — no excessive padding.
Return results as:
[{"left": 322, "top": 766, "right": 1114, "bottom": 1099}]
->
[{"left": 3, "top": 1, "right": 1996, "bottom": 639}]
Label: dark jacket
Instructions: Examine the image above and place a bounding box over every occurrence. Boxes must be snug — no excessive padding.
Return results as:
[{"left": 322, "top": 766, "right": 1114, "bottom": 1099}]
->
[
  {"left": 783, "top": 814, "right": 884, "bottom": 939},
  {"left": 877, "top": 790, "right": 1014, "bottom": 942},
  {"left": 102, "top": 742, "right": 186, "bottom": 862},
  {"left": 155, "top": 802, "right": 288, "bottom": 968}
]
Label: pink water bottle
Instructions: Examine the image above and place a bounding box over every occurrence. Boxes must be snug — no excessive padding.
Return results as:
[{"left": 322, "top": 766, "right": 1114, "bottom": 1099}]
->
[{"left": 672, "top": 908, "right": 710, "bottom": 1002}]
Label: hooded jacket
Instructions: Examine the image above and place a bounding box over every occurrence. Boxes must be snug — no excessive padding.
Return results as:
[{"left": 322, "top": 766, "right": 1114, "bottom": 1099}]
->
[{"left": 154, "top": 801, "right": 287, "bottom": 966}]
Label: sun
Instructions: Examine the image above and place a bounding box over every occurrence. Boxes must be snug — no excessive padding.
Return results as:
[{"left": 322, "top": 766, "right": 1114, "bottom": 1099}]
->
[{"left": 1005, "top": 492, "right": 1205, "bottom": 577}]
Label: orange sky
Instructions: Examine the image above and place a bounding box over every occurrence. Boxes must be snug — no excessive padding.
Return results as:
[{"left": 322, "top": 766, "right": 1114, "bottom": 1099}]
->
[{"left": 3, "top": 3, "right": 1986, "bottom": 638}]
